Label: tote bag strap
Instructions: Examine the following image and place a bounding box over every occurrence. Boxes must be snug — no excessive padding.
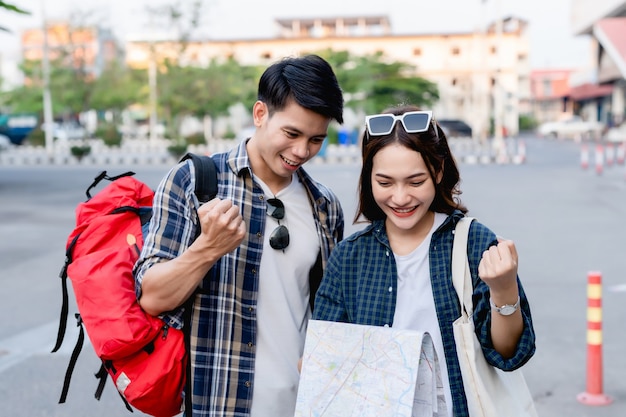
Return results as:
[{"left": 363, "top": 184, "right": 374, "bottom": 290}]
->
[{"left": 451, "top": 217, "right": 475, "bottom": 315}]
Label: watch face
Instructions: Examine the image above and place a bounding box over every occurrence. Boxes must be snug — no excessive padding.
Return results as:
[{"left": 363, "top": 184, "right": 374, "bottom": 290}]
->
[{"left": 498, "top": 305, "right": 517, "bottom": 316}]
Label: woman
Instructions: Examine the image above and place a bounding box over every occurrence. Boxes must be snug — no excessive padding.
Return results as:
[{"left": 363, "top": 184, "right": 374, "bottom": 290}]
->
[{"left": 312, "top": 104, "right": 535, "bottom": 417}]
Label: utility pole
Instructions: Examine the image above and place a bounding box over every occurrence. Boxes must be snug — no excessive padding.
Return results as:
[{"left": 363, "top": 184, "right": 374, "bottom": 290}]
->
[
  {"left": 492, "top": 0, "right": 506, "bottom": 161},
  {"left": 41, "top": 1, "right": 54, "bottom": 156},
  {"left": 473, "top": 0, "right": 489, "bottom": 144},
  {"left": 148, "top": 56, "right": 157, "bottom": 143}
]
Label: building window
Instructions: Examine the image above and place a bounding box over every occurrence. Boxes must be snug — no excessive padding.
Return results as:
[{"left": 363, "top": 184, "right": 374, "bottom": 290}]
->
[
  {"left": 491, "top": 46, "right": 497, "bottom": 54},
  {"left": 413, "top": 48, "right": 422, "bottom": 56},
  {"left": 542, "top": 80, "right": 552, "bottom": 97},
  {"left": 261, "top": 52, "right": 272, "bottom": 59},
  {"left": 451, "top": 47, "right": 460, "bottom": 55}
]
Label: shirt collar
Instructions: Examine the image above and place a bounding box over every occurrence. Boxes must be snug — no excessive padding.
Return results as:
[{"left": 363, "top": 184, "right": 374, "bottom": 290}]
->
[{"left": 348, "top": 209, "right": 465, "bottom": 242}]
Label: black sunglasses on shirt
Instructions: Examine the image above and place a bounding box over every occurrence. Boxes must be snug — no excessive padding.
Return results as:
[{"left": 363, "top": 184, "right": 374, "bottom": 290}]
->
[{"left": 266, "top": 198, "right": 289, "bottom": 250}]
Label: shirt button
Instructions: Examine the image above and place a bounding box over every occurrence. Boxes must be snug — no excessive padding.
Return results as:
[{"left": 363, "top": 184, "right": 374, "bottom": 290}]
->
[
  {"left": 388, "top": 286, "right": 393, "bottom": 292},
  {"left": 248, "top": 341, "right": 254, "bottom": 348},
  {"left": 384, "top": 324, "right": 389, "bottom": 328},
  {"left": 248, "top": 306, "right": 254, "bottom": 312},
  {"left": 245, "top": 381, "right": 251, "bottom": 388},
  {"left": 251, "top": 268, "right": 257, "bottom": 274},
  {"left": 256, "top": 232, "right": 262, "bottom": 238}
]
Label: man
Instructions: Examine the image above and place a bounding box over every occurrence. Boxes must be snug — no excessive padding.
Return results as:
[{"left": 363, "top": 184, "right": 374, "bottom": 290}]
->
[{"left": 134, "top": 54, "right": 345, "bottom": 417}]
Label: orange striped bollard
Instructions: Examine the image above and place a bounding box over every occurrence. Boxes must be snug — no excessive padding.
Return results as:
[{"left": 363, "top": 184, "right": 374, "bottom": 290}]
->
[{"left": 577, "top": 271, "right": 613, "bottom": 406}]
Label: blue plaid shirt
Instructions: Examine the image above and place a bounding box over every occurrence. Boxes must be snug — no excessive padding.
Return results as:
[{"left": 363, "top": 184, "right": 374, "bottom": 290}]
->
[
  {"left": 134, "top": 139, "right": 344, "bottom": 417},
  {"left": 313, "top": 210, "right": 535, "bottom": 417}
]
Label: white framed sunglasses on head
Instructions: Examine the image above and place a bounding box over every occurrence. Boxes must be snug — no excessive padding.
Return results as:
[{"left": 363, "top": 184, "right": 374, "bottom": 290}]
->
[{"left": 365, "top": 110, "right": 433, "bottom": 136}]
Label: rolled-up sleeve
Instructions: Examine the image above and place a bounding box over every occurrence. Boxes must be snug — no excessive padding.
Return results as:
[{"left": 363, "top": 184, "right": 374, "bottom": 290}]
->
[
  {"left": 133, "top": 160, "right": 198, "bottom": 301},
  {"left": 474, "top": 279, "right": 536, "bottom": 371}
]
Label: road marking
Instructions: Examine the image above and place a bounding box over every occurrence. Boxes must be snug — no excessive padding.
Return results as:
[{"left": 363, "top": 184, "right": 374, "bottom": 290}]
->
[
  {"left": 0, "top": 320, "right": 86, "bottom": 373},
  {"left": 608, "top": 284, "right": 626, "bottom": 293}
]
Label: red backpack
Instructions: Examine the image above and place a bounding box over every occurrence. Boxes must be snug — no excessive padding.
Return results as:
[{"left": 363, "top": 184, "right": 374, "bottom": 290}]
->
[{"left": 52, "top": 153, "right": 217, "bottom": 417}]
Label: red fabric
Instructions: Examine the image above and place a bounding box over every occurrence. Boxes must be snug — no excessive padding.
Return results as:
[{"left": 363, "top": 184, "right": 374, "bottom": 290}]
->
[
  {"left": 111, "top": 327, "right": 186, "bottom": 417},
  {"left": 67, "top": 219, "right": 162, "bottom": 358},
  {"left": 65, "top": 176, "right": 185, "bottom": 417},
  {"left": 68, "top": 176, "right": 153, "bottom": 245}
]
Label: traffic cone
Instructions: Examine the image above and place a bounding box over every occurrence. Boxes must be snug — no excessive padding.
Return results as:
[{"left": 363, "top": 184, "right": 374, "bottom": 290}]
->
[
  {"left": 616, "top": 142, "right": 625, "bottom": 165},
  {"left": 517, "top": 139, "right": 526, "bottom": 164},
  {"left": 581, "top": 143, "right": 589, "bottom": 170},
  {"left": 605, "top": 143, "right": 614, "bottom": 167},
  {"left": 577, "top": 271, "right": 613, "bottom": 406},
  {"left": 595, "top": 144, "right": 604, "bottom": 175}
]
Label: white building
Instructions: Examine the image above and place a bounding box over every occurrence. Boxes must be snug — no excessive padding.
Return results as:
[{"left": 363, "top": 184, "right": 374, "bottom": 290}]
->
[{"left": 125, "top": 15, "right": 531, "bottom": 139}]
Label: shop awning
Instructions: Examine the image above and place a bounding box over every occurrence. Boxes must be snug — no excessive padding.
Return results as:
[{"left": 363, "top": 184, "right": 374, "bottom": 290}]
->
[{"left": 568, "top": 83, "right": 614, "bottom": 101}]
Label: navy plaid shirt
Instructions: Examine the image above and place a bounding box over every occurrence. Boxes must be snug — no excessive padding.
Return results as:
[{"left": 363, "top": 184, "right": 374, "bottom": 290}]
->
[
  {"left": 135, "top": 139, "right": 344, "bottom": 416},
  {"left": 313, "top": 210, "right": 535, "bottom": 417}
]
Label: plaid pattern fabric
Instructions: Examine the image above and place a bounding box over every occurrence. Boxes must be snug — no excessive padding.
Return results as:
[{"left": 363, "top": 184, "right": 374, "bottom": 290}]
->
[
  {"left": 135, "top": 139, "right": 344, "bottom": 416},
  {"left": 313, "top": 211, "right": 535, "bottom": 417}
]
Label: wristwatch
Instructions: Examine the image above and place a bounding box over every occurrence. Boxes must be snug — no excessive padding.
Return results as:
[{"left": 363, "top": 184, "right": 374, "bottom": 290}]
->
[{"left": 490, "top": 296, "right": 520, "bottom": 316}]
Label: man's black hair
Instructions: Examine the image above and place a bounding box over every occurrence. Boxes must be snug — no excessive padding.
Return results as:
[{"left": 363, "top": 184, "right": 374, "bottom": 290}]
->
[{"left": 257, "top": 54, "right": 344, "bottom": 124}]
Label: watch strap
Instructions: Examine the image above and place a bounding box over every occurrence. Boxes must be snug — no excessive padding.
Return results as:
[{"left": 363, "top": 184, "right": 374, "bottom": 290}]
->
[{"left": 490, "top": 296, "right": 520, "bottom": 315}]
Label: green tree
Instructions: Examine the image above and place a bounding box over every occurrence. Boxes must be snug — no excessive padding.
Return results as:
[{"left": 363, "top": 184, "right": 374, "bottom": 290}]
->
[
  {"left": 8, "top": 58, "right": 89, "bottom": 118},
  {"left": 318, "top": 49, "right": 439, "bottom": 114},
  {"left": 0, "top": 1, "right": 29, "bottom": 32},
  {"left": 158, "top": 58, "right": 260, "bottom": 140},
  {"left": 1, "top": 81, "right": 44, "bottom": 114},
  {"left": 90, "top": 61, "right": 147, "bottom": 121}
]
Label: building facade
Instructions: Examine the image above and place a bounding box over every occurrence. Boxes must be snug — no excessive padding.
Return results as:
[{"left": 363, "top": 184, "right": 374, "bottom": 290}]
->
[
  {"left": 21, "top": 22, "right": 120, "bottom": 82},
  {"left": 571, "top": 0, "right": 626, "bottom": 126},
  {"left": 530, "top": 69, "right": 575, "bottom": 124},
  {"left": 125, "top": 15, "right": 531, "bottom": 138}
]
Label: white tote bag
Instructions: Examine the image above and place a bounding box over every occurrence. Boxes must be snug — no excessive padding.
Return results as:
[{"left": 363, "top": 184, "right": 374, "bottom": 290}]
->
[{"left": 452, "top": 217, "right": 538, "bottom": 417}]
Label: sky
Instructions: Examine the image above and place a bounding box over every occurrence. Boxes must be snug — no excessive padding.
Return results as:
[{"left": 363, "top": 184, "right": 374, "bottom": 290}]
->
[{"left": 0, "top": 0, "right": 592, "bottom": 85}]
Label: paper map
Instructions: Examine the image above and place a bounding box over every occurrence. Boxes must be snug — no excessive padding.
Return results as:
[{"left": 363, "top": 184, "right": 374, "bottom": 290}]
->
[{"left": 295, "top": 320, "right": 447, "bottom": 417}]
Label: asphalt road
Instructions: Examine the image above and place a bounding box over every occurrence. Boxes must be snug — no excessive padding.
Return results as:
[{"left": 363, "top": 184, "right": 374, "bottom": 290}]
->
[{"left": 1, "top": 136, "right": 625, "bottom": 416}]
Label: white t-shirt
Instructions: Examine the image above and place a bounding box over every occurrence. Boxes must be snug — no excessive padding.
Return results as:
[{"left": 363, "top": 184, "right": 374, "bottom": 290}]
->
[
  {"left": 250, "top": 174, "right": 320, "bottom": 417},
  {"left": 392, "top": 212, "right": 452, "bottom": 417}
]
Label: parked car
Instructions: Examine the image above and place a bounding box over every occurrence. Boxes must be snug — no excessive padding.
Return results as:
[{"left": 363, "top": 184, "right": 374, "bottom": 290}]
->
[
  {"left": 41, "top": 121, "right": 87, "bottom": 141},
  {"left": 606, "top": 123, "right": 626, "bottom": 143},
  {"left": 437, "top": 119, "right": 472, "bottom": 138},
  {"left": 0, "top": 134, "right": 11, "bottom": 150},
  {"left": 0, "top": 113, "right": 38, "bottom": 145},
  {"left": 536, "top": 116, "right": 604, "bottom": 140}
]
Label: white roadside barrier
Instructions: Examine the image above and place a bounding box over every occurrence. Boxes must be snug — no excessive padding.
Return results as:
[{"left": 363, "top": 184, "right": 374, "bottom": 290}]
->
[{"left": 0, "top": 137, "right": 527, "bottom": 166}]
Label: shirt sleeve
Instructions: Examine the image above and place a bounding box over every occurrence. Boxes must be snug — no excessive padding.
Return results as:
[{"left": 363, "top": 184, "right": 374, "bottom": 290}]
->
[
  {"left": 312, "top": 242, "right": 349, "bottom": 322},
  {"left": 468, "top": 222, "right": 536, "bottom": 371},
  {"left": 133, "top": 160, "right": 199, "bottom": 327}
]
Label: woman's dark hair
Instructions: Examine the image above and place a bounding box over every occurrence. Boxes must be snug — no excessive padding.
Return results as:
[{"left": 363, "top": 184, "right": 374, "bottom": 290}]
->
[
  {"left": 257, "top": 54, "right": 344, "bottom": 123},
  {"left": 354, "top": 104, "right": 467, "bottom": 224}
]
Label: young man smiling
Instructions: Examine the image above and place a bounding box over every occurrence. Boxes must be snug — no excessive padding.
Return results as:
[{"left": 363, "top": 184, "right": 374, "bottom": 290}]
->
[{"left": 134, "top": 54, "right": 345, "bottom": 417}]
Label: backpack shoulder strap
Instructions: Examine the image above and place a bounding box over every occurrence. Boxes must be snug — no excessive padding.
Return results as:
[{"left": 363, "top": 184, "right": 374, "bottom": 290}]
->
[
  {"left": 178, "top": 152, "right": 218, "bottom": 414},
  {"left": 179, "top": 152, "right": 218, "bottom": 204}
]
